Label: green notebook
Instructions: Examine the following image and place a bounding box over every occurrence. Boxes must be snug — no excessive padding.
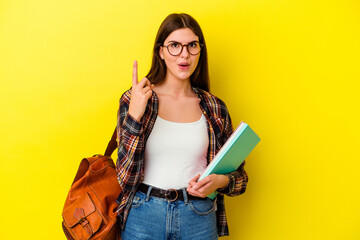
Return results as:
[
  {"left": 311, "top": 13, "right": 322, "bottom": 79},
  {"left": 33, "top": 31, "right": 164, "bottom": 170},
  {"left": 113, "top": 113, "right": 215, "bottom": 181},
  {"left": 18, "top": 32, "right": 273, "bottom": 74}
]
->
[{"left": 198, "top": 121, "right": 261, "bottom": 199}]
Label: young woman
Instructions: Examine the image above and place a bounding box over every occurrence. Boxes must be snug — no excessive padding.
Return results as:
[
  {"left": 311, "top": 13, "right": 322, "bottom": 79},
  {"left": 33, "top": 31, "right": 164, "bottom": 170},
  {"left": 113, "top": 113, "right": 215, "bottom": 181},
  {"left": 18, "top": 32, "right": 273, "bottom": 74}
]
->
[{"left": 116, "top": 13, "right": 248, "bottom": 239}]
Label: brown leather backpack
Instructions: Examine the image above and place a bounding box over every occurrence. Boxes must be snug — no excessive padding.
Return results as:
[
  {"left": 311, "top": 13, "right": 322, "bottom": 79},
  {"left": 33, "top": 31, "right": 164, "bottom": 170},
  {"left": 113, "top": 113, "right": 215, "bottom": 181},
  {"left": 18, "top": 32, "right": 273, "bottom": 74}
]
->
[{"left": 62, "top": 128, "right": 122, "bottom": 240}]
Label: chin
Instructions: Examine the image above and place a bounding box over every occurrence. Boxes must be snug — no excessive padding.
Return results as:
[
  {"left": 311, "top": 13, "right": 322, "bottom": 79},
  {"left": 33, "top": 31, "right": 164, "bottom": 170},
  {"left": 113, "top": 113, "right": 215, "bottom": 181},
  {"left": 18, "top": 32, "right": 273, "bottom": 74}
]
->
[
  {"left": 166, "top": 67, "right": 194, "bottom": 81},
  {"left": 179, "top": 69, "right": 196, "bottom": 79},
  {"left": 177, "top": 73, "right": 192, "bottom": 81}
]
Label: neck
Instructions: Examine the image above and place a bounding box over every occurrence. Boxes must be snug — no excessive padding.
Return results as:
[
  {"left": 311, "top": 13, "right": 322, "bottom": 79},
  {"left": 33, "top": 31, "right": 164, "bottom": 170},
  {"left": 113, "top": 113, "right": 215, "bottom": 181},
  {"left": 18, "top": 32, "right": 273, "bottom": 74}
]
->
[{"left": 158, "top": 76, "right": 194, "bottom": 97}]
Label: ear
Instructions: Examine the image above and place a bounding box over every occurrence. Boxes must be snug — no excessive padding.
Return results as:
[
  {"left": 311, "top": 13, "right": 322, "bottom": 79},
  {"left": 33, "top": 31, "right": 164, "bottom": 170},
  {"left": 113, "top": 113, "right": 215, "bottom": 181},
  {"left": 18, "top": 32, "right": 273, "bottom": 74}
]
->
[{"left": 159, "top": 46, "right": 164, "bottom": 60}]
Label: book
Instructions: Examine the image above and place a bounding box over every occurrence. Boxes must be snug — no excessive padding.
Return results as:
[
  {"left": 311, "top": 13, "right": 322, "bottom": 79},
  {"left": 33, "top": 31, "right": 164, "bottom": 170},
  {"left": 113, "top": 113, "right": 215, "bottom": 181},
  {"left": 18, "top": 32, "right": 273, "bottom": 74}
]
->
[{"left": 198, "top": 121, "right": 261, "bottom": 199}]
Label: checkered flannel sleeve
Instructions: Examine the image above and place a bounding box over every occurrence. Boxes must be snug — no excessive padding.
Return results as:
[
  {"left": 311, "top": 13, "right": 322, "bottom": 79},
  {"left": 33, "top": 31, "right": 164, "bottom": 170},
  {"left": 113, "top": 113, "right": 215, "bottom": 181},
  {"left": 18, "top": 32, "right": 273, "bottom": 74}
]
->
[{"left": 116, "top": 90, "right": 144, "bottom": 194}]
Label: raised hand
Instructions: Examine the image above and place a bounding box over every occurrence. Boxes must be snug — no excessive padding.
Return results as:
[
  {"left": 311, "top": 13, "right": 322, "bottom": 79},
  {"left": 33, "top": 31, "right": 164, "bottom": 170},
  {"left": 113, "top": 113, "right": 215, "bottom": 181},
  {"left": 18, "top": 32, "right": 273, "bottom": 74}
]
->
[{"left": 128, "top": 60, "right": 154, "bottom": 121}]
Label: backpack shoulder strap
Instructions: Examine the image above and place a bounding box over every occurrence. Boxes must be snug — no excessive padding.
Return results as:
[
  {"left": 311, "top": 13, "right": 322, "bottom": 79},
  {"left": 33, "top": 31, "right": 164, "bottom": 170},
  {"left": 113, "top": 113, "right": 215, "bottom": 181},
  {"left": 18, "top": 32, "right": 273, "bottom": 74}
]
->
[{"left": 104, "top": 127, "right": 117, "bottom": 157}]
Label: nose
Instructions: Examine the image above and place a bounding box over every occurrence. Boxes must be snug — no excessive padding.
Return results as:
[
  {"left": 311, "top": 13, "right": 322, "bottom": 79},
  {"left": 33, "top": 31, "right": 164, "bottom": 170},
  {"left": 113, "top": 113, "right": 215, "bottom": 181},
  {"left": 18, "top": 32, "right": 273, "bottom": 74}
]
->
[{"left": 180, "top": 45, "right": 190, "bottom": 58}]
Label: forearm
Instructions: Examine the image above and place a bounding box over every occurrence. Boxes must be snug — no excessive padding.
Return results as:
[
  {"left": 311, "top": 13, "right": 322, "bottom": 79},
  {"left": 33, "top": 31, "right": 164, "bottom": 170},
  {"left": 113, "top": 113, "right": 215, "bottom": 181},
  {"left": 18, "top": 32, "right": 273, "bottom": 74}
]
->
[
  {"left": 116, "top": 95, "right": 144, "bottom": 192},
  {"left": 217, "top": 161, "right": 248, "bottom": 196}
]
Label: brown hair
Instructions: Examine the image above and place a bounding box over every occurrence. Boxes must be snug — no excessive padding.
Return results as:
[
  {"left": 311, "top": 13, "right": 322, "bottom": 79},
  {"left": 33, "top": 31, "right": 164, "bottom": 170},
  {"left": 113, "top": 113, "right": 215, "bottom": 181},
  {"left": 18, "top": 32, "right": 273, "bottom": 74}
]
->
[{"left": 146, "top": 13, "right": 210, "bottom": 92}]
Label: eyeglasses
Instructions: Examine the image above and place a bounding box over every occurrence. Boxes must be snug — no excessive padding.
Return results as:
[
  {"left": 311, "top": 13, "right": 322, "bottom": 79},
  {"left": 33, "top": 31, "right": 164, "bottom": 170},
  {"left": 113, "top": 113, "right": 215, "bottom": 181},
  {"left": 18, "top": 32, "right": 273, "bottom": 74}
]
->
[{"left": 163, "top": 41, "right": 203, "bottom": 56}]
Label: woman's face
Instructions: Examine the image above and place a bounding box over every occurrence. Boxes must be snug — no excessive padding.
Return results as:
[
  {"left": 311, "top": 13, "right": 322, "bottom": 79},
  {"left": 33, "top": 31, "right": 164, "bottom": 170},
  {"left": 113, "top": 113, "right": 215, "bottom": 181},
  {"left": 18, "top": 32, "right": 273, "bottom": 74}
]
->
[{"left": 159, "top": 28, "right": 201, "bottom": 82}]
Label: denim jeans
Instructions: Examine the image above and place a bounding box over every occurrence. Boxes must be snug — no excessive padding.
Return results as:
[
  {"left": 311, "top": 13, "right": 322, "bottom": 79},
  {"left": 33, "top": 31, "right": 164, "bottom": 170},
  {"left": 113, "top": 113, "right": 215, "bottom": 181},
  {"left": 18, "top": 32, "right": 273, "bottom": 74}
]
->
[{"left": 121, "top": 186, "right": 218, "bottom": 240}]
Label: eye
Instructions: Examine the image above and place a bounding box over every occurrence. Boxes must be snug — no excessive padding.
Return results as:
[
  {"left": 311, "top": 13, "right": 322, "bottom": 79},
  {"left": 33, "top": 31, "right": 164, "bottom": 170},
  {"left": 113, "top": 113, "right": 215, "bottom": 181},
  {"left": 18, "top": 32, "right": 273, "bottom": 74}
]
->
[
  {"left": 170, "top": 42, "right": 180, "bottom": 48},
  {"left": 188, "top": 42, "right": 198, "bottom": 48}
]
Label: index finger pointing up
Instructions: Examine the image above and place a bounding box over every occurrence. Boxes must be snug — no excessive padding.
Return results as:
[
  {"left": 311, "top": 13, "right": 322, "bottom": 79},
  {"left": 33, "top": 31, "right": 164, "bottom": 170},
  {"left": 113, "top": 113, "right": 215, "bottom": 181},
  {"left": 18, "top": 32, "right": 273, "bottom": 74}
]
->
[{"left": 132, "top": 60, "right": 138, "bottom": 86}]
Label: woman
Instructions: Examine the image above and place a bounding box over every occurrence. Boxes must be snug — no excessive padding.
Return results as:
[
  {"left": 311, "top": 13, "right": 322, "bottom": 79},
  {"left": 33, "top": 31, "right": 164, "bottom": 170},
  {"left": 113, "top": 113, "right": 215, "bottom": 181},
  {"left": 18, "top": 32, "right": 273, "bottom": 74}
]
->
[{"left": 116, "top": 13, "right": 248, "bottom": 239}]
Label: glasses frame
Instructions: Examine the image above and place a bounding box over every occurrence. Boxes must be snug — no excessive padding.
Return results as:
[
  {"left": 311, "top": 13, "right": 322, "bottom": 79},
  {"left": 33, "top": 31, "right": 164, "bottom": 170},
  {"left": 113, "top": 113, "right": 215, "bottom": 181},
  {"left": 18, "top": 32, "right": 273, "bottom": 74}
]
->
[{"left": 162, "top": 41, "right": 203, "bottom": 56}]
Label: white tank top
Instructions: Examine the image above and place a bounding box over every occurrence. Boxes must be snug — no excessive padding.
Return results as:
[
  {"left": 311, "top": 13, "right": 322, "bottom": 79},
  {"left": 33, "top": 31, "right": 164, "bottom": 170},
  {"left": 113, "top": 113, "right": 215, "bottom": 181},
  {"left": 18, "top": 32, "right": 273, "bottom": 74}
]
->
[{"left": 143, "top": 114, "right": 209, "bottom": 189}]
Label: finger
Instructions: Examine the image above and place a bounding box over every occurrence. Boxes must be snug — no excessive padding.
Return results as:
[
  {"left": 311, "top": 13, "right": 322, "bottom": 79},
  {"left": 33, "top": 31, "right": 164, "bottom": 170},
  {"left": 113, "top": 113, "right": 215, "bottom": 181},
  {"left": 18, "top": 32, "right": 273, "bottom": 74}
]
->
[
  {"left": 188, "top": 180, "right": 196, "bottom": 188},
  {"left": 144, "top": 89, "right": 153, "bottom": 99},
  {"left": 196, "top": 181, "right": 212, "bottom": 192},
  {"left": 145, "top": 78, "right": 152, "bottom": 88},
  {"left": 190, "top": 174, "right": 200, "bottom": 183},
  {"left": 142, "top": 86, "right": 152, "bottom": 94},
  {"left": 186, "top": 187, "right": 195, "bottom": 196},
  {"left": 187, "top": 187, "right": 201, "bottom": 197},
  {"left": 138, "top": 77, "right": 149, "bottom": 88},
  {"left": 188, "top": 176, "right": 197, "bottom": 188},
  {"left": 187, "top": 188, "right": 206, "bottom": 198},
  {"left": 132, "top": 60, "right": 138, "bottom": 86},
  {"left": 188, "top": 182, "right": 208, "bottom": 198},
  {"left": 189, "top": 182, "right": 211, "bottom": 197},
  {"left": 193, "top": 176, "right": 211, "bottom": 190}
]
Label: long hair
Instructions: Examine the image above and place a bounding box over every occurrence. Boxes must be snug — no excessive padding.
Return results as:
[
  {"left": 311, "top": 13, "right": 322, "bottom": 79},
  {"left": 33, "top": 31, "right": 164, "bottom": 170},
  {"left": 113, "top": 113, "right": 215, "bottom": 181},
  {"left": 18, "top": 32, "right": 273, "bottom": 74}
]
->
[{"left": 146, "top": 13, "right": 210, "bottom": 92}]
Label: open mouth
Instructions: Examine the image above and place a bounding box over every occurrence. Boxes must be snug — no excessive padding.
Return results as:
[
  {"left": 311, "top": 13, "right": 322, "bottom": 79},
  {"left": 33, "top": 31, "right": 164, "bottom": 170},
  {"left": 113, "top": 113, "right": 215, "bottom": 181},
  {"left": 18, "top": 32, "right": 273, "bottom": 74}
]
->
[{"left": 179, "top": 63, "right": 190, "bottom": 69}]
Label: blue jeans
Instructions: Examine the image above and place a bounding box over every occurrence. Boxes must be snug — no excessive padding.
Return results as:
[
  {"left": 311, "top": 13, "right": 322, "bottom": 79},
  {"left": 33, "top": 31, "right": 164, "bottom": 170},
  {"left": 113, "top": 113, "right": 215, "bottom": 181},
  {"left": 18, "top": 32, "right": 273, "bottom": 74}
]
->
[{"left": 121, "top": 186, "right": 218, "bottom": 240}]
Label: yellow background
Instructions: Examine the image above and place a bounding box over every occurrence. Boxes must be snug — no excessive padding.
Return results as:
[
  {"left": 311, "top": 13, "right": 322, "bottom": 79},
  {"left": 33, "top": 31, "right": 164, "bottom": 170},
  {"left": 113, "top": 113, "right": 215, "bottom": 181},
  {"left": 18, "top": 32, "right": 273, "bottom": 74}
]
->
[{"left": 1, "top": 0, "right": 359, "bottom": 239}]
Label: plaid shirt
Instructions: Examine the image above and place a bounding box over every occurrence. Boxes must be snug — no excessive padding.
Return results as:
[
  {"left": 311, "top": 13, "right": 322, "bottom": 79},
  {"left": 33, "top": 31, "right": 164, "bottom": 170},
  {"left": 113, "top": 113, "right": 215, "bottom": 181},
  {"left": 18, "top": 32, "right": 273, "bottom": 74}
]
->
[{"left": 116, "top": 87, "right": 248, "bottom": 237}]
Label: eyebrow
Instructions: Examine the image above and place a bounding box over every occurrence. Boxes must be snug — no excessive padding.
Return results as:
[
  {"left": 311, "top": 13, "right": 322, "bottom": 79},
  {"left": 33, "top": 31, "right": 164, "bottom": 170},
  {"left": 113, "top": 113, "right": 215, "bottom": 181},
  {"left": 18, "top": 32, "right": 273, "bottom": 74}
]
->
[{"left": 166, "top": 40, "right": 199, "bottom": 44}]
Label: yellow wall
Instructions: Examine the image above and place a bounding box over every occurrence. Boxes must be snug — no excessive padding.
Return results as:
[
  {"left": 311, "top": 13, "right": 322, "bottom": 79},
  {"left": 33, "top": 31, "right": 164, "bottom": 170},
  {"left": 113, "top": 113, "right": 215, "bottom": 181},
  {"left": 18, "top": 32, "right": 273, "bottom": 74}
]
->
[{"left": 1, "top": 0, "right": 359, "bottom": 239}]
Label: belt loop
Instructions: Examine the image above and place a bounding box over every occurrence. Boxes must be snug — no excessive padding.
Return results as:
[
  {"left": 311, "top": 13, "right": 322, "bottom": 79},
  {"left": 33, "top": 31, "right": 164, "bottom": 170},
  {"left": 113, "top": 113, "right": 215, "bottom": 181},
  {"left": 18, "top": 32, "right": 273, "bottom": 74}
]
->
[
  {"left": 182, "top": 188, "right": 189, "bottom": 204},
  {"left": 146, "top": 185, "right": 153, "bottom": 201}
]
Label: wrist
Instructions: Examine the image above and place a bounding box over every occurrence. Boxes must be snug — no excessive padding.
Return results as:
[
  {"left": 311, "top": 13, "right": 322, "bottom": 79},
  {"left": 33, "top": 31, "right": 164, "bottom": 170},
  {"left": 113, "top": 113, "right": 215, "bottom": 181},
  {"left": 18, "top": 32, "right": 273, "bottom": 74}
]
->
[
  {"left": 128, "top": 109, "right": 142, "bottom": 122},
  {"left": 217, "top": 174, "right": 230, "bottom": 189}
]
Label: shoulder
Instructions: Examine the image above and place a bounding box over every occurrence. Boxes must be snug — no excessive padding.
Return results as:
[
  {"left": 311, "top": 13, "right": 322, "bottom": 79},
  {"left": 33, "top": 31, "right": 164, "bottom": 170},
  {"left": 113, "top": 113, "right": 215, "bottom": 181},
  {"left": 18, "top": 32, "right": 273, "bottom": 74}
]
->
[
  {"left": 195, "top": 88, "right": 229, "bottom": 118},
  {"left": 119, "top": 88, "right": 132, "bottom": 104},
  {"left": 195, "top": 88, "right": 227, "bottom": 106}
]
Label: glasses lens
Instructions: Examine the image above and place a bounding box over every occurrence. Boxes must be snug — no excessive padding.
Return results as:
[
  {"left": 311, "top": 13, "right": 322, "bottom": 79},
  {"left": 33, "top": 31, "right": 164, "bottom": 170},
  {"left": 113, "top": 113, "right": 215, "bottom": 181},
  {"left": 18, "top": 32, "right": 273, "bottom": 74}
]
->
[
  {"left": 188, "top": 42, "right": 201, "bottom": 55},
  {"left": 168, "top": 43, "right": 182, "bottom": 56}
]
